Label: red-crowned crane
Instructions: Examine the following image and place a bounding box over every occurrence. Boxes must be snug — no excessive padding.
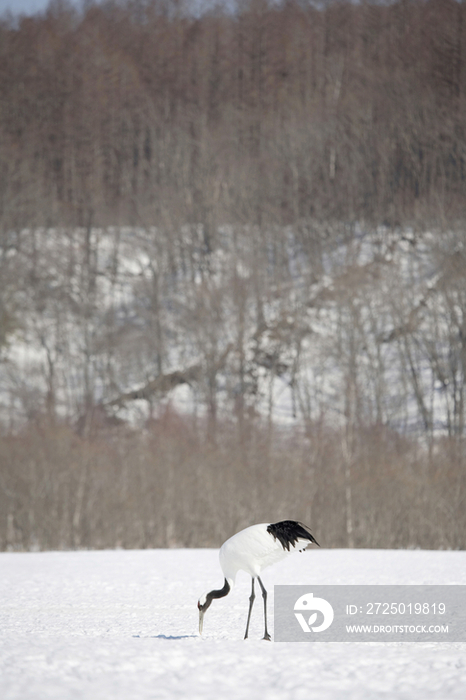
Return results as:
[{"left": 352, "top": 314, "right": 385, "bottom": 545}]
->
[{"left": 197, "top": 520, "right": 319, "bottom": 640}]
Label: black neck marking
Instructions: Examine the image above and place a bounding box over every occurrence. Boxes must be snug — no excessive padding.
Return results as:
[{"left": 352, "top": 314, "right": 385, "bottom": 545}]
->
[
  {"left": 207, "top": 578, "right": 231, "bottom": 604},
  {"left": 267, "top": 520, "right": 320, "bottom": 551}
]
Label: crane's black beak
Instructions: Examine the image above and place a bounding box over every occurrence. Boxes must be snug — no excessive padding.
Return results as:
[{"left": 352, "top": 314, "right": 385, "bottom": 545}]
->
[{"left": 199, "top": 609, "right": 205, "bottom": 635}]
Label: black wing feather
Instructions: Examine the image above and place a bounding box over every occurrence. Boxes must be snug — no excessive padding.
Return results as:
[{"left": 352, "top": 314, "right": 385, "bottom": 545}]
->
[{"left": 267, "top": 520, "right": 320, "bottom": 551}]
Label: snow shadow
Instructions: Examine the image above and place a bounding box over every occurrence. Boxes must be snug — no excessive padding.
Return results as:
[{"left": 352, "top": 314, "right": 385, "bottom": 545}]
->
[{"left": 133, "top": 634, "right": 197, "bottom": 640}]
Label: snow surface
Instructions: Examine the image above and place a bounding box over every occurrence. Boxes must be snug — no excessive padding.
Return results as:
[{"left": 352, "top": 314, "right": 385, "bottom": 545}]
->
[{"left": 1, "top": 548, "right": 466, "bottom": 699}]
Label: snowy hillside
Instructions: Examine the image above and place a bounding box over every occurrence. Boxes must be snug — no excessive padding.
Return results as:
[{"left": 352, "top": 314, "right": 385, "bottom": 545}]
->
[
  {"left": 1, "top": 548, "right": 466, "bottom": 699},
  {"left": 2, "top": 226, "right": 466, "bottom": 552},
  {"left": 0, "top": 226, "right": 464, "bottom": 435}
]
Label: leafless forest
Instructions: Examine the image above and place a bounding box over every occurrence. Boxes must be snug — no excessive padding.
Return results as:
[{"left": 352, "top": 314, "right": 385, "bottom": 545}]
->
[{"left": 1, "top": 0, "right": 466, "bottom": 551}]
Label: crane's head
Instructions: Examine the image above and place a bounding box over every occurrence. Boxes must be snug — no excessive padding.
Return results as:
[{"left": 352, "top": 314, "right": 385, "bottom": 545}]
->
[{"left": 197, "top": 593, "right": 212, "bottom": 635}]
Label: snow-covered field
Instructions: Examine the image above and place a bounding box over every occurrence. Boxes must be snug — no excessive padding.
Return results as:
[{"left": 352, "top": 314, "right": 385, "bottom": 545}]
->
[{"left": 1, "top": 547, "right": 466, "bottom": 699}]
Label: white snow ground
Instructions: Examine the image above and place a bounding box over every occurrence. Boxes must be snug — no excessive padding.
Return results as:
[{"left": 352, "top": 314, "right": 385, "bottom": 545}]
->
[{"left": 1, "top": 548, "right": 466, "bottom": 700}]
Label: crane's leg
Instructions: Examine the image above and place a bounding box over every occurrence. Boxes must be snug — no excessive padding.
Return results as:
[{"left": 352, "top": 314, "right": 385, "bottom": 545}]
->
[
  {"left": 244, "top": 577, "right": 256, "bottom": 639},
  {"left": 257, "top": 576, "right": 271, "bottom": 640}
]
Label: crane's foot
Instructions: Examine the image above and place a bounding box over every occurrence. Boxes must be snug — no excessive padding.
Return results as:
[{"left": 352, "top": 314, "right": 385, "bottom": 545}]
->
[{"left": 263, "top": 632, "right": 272, "bottom": 641}]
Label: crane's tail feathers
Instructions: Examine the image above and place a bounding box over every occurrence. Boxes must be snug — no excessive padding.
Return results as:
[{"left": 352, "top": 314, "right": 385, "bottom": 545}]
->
[{"left": 267, "top": 520, "right": 320, "bottom": 551}]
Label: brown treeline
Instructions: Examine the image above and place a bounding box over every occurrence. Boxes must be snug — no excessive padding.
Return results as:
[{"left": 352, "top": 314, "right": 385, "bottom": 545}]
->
[
  {"left": 2, "top": 415, "right": 465, "bottom": 551},
  {"left": 0, "top": 0, "right": 465, "bottom": 232},
  {"left": 1, "top": 0, "right": 466, "bottom": 552}
]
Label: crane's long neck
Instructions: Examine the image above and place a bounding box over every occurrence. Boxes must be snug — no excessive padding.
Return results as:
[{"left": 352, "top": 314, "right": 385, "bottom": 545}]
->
[
  {"left": 199, "top": 578, "right": 232, "bottom": 634},
  {"left": 206, "top": 578, "right": 231, "bottom": 604}
]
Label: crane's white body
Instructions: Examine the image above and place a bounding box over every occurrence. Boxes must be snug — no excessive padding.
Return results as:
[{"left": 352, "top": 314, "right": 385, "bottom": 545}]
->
[{"left": 219, "top": 523, "right": 310, "bottom": 588}]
